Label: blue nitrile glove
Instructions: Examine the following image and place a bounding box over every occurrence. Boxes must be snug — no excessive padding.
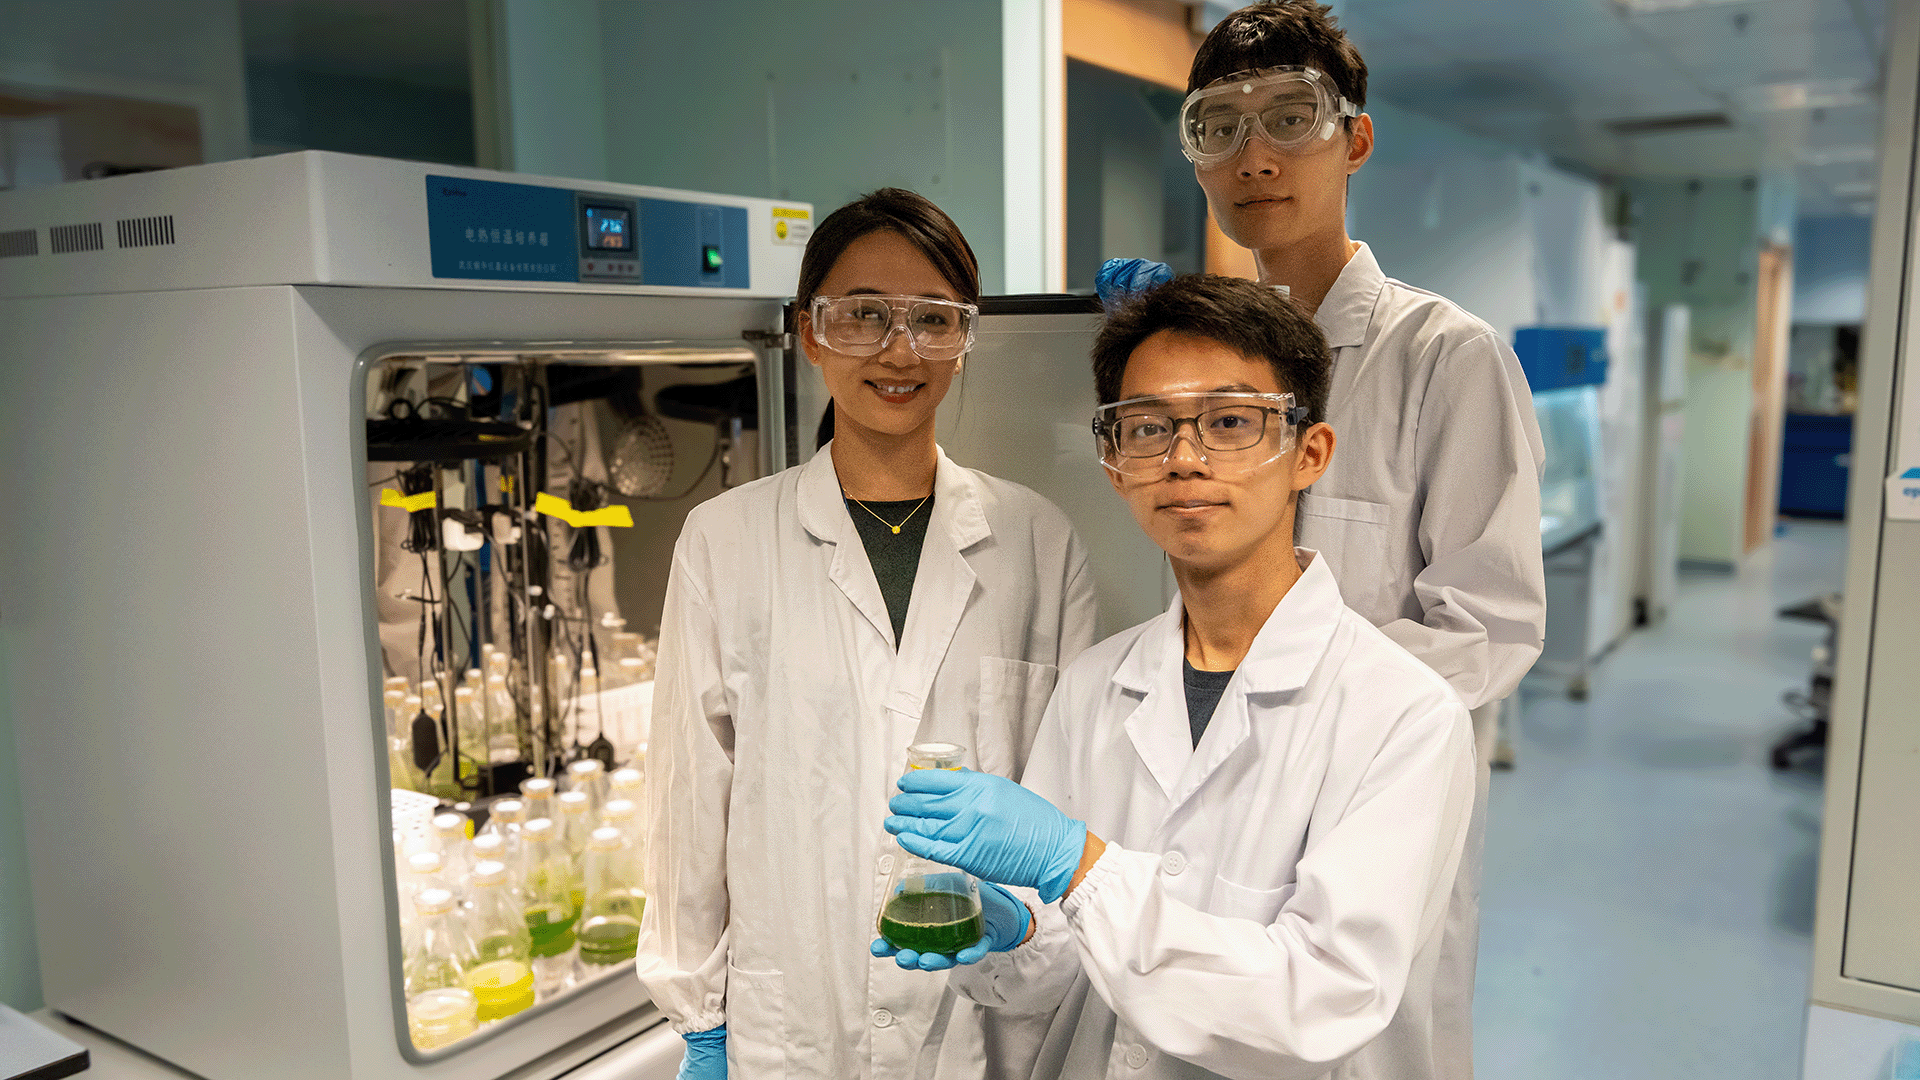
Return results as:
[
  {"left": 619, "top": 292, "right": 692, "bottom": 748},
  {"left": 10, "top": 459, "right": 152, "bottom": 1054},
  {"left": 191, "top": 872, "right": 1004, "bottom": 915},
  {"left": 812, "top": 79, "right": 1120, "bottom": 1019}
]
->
[
  {"left": 885, "top": 769, "right": 1088, "bottom": 904},
  {"left": 1094, "top": 258, "right": 1174, "bottom": 308},
  {"left": 871, "top": 878, "right": 1032, "bottom": 970},
  {"left": 677, "top": 1026, "right": 727, "bottom": 1080}
]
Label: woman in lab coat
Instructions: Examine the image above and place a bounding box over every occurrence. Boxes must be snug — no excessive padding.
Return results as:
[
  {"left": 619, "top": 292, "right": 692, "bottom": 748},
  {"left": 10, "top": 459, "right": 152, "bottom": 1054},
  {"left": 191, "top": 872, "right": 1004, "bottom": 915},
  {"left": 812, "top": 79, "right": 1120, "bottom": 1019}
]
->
[{"left": 635, "top": 189, "right": 1099, "bottom": 1080}]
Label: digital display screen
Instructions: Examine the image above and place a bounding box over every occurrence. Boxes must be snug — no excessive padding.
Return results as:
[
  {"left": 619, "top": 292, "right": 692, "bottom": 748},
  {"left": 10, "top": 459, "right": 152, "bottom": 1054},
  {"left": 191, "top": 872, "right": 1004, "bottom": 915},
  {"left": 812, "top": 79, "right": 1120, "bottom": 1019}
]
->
[{"left": 583, "top": 206, "right": 632, "bottom": 251}]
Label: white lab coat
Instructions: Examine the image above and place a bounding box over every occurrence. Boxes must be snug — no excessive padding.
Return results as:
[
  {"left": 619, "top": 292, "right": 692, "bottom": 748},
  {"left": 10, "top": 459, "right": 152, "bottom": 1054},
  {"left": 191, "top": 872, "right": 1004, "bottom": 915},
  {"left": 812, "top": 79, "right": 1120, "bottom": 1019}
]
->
[
  {"left": 1298, "top": 242, "right": 1546, "bottom": 711},
  {"left": 1296, "top": 242, "right": 1547, "bottom": 1078},
  {"left": 950, "top": 551, "right": 1474, "bottom": 1080},
  {"left": 635, "top": 444, "right": 1098, "bottom": 1079}
]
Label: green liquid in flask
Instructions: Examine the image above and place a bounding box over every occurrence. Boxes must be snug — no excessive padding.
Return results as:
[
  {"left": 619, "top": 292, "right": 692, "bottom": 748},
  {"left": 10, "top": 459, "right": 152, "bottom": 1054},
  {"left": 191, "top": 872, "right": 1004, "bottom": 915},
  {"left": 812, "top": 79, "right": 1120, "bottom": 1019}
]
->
[
  {"left": 525, "top": 903, "right": 577, "bottom": 957},
  {"left": 879, "top": 891, "right": 985, "bottom": 954},
  {"left": 578, "top": 917, "right": 642, "bottom": 966}
]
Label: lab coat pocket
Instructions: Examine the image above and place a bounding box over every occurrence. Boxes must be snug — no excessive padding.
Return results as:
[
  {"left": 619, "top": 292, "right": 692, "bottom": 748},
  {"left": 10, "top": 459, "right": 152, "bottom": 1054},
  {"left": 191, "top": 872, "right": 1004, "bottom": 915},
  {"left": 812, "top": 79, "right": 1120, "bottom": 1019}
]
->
[
  {"left": 1214, "top": 876, "right": 1296, "bottom": 926},
  {"left": 976, "top": 657, "right": 1059, "bottom": 780},
  {"left": 1297, "top": 494, "right": 1392, "bottom": 615},
  {"left": 724, "top": 961, "right": 786, "bottom": 1073}
]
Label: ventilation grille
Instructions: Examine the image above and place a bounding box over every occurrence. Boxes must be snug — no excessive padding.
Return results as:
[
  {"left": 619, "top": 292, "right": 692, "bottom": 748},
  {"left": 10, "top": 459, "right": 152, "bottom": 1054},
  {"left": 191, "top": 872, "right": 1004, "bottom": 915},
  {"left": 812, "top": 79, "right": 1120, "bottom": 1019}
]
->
[
  {"left": 49, "top": 222, "right": 105, "bottom": 254},
  {"left": 0, "top": 229, "right": 36, "bottom": 258},
  {"left": 116, "top": 214, "right": 175, "bottom": 248}
]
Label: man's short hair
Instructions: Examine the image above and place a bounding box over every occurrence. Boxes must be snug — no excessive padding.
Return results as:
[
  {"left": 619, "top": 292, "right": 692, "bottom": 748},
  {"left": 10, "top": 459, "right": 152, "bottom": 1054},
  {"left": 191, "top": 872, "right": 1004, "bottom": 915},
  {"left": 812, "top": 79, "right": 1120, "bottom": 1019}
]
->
[
  {"left": 1189, "top": 0, "right": 1368, "bottom": 121},
  {"left": 1090, "top": 275, "right": 1332, "bottom": 428}
]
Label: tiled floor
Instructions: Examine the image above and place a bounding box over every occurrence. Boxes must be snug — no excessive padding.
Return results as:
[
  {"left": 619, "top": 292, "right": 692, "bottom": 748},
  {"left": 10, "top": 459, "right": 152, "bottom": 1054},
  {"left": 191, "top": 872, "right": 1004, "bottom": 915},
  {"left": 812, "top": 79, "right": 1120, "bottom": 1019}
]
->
[{"left": 1475, "top": 521, "right": 1846, "bottom": 1079}]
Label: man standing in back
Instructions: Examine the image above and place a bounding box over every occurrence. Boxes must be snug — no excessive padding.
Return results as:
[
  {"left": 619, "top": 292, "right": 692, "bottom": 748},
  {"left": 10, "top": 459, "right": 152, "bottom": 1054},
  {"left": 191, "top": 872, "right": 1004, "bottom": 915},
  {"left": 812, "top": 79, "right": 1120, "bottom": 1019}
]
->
[{"left": 1100, "top": 4, "right": 1548, "bottom": 1074}]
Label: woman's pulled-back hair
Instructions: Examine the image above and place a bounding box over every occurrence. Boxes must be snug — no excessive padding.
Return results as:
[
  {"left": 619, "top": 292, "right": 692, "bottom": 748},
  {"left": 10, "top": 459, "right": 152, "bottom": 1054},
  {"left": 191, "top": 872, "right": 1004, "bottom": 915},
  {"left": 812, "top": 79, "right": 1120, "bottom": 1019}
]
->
[
  {"left": 794, "top": 188, "right": 981, "bottom": 309},
  {"left": 1188, "top": 0, "right": 1367, "bottom": 117}
]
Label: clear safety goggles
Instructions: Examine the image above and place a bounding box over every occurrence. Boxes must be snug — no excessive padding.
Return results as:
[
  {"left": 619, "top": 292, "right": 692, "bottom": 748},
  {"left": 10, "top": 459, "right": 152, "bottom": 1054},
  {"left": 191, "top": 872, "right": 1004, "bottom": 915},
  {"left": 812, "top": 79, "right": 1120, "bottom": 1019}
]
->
[
  {"left": 1092, "top": 392, "right": 1309, "bottom": 477},
  {"left": 808, "top": 294, "right": 979, "bottom": 363},
  {"left": 1178, "top": 66, "right": 1360, "bottom": 167}
]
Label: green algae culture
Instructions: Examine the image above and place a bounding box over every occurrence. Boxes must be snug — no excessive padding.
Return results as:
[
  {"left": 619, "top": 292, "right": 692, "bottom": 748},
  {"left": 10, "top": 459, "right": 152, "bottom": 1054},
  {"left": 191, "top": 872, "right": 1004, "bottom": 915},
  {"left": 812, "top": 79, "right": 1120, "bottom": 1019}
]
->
[{"left": 879, "top": 890, "right": 984, "bottom": 954}]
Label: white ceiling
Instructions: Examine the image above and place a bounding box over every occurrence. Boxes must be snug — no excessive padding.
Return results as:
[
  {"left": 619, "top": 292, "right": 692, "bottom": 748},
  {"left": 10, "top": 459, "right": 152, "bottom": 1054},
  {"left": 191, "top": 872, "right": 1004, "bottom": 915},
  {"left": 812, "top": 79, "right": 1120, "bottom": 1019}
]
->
[{"left": 1334, "top": 0, "right": 1888, "bottom": 216}]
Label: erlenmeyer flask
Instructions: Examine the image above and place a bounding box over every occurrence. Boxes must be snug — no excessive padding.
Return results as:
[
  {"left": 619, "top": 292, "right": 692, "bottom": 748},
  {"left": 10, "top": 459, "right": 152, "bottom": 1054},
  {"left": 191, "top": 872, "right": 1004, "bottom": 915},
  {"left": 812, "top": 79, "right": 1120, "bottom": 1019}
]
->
[
  {"left": 518, "top": 818, "right": 578, "bottom": 994},
  {"left": 485, "top": 675, "right": 522, "bottom": 764},
  {"left": 420, "top": 675, "right": 445, "bottom": 717},
  {"left": 453, "top": 684, "right": 483, "bottom": 782},
  {"left": 565, "top": 758, "right": 606, "bottom": 813},
  {"left": 430, "top": 812, "right": 474, "bottom": 885},
  {"left": 463, "top": 860, "right": 536, "bottom": 1021},
  {"left": 608, "top": 765, "right": 644, "bottom": 804},
  {"left": 407, "top": 850, "right": 462, "bottom": 910},
  {"left": 877, "top": 742, "right": 984, "bottom": 955},
  {"left": 519, "top": 776, "right": 555, "bottom": 826},
  {"left": 469, "top": 832, "right": 507, "bottom": 881},
  {"left": 386, "top": 688, "right": 424, "bottom": 792},
  {"left": 556, "top": 790, "right": 593, "bottom": 911},
  {"left": 600, "top": 798, "right": 641, "bottom": 851},
  {"left": 556, "top": 790, "right": 593, "bottom": 856},
  {"left": 405, "top": 888, "right": 480, "bottom": 1049},
  {"left": 480, "top": 798, "right": 526, "bottom": 859},
  {"left": 577, "top": 827, "right": 645, "bottom": 969}
]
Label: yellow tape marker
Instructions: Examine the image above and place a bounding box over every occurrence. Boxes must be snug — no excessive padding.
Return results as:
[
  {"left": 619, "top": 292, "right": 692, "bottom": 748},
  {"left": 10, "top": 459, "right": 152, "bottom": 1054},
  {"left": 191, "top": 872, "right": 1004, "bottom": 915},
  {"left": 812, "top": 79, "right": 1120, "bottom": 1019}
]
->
[
  {"left": 380, "top": 488, "right": 438, "bottom": 513},
  {"left": 534, "top": 491, "right": 634, "bottom": 528}
]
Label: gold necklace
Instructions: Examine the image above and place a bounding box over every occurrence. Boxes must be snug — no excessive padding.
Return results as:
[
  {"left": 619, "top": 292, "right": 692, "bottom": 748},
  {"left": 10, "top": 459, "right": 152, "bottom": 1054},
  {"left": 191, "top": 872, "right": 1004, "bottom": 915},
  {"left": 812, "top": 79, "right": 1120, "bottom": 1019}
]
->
[{"left": 847, "top": 492, "right": 931, "bottom": 535}]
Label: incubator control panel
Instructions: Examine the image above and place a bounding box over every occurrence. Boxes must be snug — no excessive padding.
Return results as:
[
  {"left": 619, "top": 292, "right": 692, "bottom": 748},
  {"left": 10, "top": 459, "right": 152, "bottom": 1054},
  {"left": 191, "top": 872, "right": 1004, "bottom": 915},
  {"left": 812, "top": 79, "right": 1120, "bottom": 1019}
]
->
[
  {"left": 425, "top": 175, "right": 749, "bottom": 289},
  {"left": 0, "top": 152, "right": 806, "bottom": 298}
]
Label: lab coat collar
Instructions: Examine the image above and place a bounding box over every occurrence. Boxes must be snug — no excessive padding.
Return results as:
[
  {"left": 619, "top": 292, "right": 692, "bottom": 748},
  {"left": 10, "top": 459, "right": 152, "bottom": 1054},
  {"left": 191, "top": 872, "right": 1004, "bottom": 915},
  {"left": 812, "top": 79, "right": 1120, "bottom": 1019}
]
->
[
  {"left": 1112, "top": 550, "right": 1345, "bottom": 801},
  {"left": 797, "top": 441, "right": 990, "bottom": 704},
  {"left": 796, "top": 442, "right": 990, "bottom": 551},
  {"left": 1314, "top": 241, "right": 1385, "bottom": 350},
  {"left": 1111, "top": 548, "right": 1342, "bottom": 694}
]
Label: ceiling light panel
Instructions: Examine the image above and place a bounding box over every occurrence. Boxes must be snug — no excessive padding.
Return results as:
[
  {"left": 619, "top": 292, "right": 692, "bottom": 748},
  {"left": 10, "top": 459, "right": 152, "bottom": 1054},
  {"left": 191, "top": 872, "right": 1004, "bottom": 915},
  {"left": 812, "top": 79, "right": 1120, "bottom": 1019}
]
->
[
  {"left": 1800, "top": 144, "right": 1878, "bottom": 166},
  {"left": 1612, "top": 0, "right": 1758, "bottom": 12},
  {"left": 1737, "top": 78, "right": 1874, "bottom": 111}
]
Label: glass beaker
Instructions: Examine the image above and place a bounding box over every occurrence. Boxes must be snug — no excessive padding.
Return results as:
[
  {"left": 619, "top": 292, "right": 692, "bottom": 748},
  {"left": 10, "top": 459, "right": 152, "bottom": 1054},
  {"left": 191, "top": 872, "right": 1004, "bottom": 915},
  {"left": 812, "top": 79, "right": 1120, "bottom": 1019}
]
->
[{"left": 877, "top": 742, "right": 984, "bottom": 955}]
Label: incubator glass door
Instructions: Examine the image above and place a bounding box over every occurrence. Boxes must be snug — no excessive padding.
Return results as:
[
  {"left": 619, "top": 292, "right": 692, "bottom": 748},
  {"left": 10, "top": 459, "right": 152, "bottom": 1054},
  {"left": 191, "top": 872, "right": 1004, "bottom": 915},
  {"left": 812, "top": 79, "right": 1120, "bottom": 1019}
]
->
[{"left": 358, "top": 343, "right": 766, "bottom": 1057}]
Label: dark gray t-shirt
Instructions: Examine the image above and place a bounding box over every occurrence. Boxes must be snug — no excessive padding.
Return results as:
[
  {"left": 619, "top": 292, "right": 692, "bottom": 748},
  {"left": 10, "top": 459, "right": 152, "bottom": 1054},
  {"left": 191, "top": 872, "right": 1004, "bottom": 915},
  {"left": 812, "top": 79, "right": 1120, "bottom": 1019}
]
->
[
  {"left": 1182, "top": 659, "right": 1235, "bottom": 747},
  {"left": 845, "top": 494, "right": 934, "bottom": 647}
]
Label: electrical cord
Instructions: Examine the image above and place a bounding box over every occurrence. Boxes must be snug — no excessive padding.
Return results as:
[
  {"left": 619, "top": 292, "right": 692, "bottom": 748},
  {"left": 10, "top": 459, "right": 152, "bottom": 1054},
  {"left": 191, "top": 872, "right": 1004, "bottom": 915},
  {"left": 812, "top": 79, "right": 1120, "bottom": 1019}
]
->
[{"left": 397, "top": 464, "right": 438, "bottom": 553}]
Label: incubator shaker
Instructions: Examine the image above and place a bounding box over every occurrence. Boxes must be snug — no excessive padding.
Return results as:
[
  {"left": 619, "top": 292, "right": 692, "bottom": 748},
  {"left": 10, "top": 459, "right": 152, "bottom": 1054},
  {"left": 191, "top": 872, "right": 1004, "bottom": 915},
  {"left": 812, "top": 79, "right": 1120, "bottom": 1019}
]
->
[{"left": 0, "top": 151, "right": 807, "bottom": 1080}]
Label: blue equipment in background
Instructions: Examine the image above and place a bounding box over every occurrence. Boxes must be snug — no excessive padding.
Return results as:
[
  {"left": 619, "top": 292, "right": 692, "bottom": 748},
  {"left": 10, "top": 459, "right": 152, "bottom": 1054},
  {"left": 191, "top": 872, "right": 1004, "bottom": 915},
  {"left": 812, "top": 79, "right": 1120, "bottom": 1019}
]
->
[
  {"left": 1514, "top": 326, "right": 1610, "bottom": 391},
  {"left": 1778, "top": 413, "right": 1853, "bottom": 520},
  {"left": 1517, "top": 325, "right": 1609, "bottom": 700}
]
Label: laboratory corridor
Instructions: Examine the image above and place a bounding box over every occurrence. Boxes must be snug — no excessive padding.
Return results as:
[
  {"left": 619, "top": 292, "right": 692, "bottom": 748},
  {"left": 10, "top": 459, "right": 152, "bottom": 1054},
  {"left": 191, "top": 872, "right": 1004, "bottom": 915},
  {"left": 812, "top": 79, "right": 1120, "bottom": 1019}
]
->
[{"left": 1477, "top": 521, "right": 1845, "bottom": 1079}]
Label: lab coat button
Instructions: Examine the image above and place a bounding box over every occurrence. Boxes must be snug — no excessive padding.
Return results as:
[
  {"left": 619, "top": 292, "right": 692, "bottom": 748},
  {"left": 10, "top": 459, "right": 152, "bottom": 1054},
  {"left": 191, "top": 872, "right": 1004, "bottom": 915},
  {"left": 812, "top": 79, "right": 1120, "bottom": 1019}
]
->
[
  {"left": 1161, "top": 850, "right": 1186, "bottom": 875},
  {"left": 872, "top": 1009, "right": 894, "bottom": 1028},
  {"left": 1124, "top": 1044, "right": 1149, "bottom": 1068},
  {"left": 878, "top": 854, "right": 895, "bottom": 874}
]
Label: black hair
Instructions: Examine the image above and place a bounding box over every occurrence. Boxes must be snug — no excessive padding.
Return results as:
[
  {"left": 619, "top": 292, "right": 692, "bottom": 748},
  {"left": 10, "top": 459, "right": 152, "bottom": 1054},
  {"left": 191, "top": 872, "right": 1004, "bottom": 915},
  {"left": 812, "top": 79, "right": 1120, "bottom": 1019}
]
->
[
  {"left": 1189, "top": 0, "right": 1367, "bottom": 124},
  {"left": 794, "top": 188, "right": 980, "bottom": 309},
  {"left": 1091, "top": 274, "right": 1331, "bottom": 428}
]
